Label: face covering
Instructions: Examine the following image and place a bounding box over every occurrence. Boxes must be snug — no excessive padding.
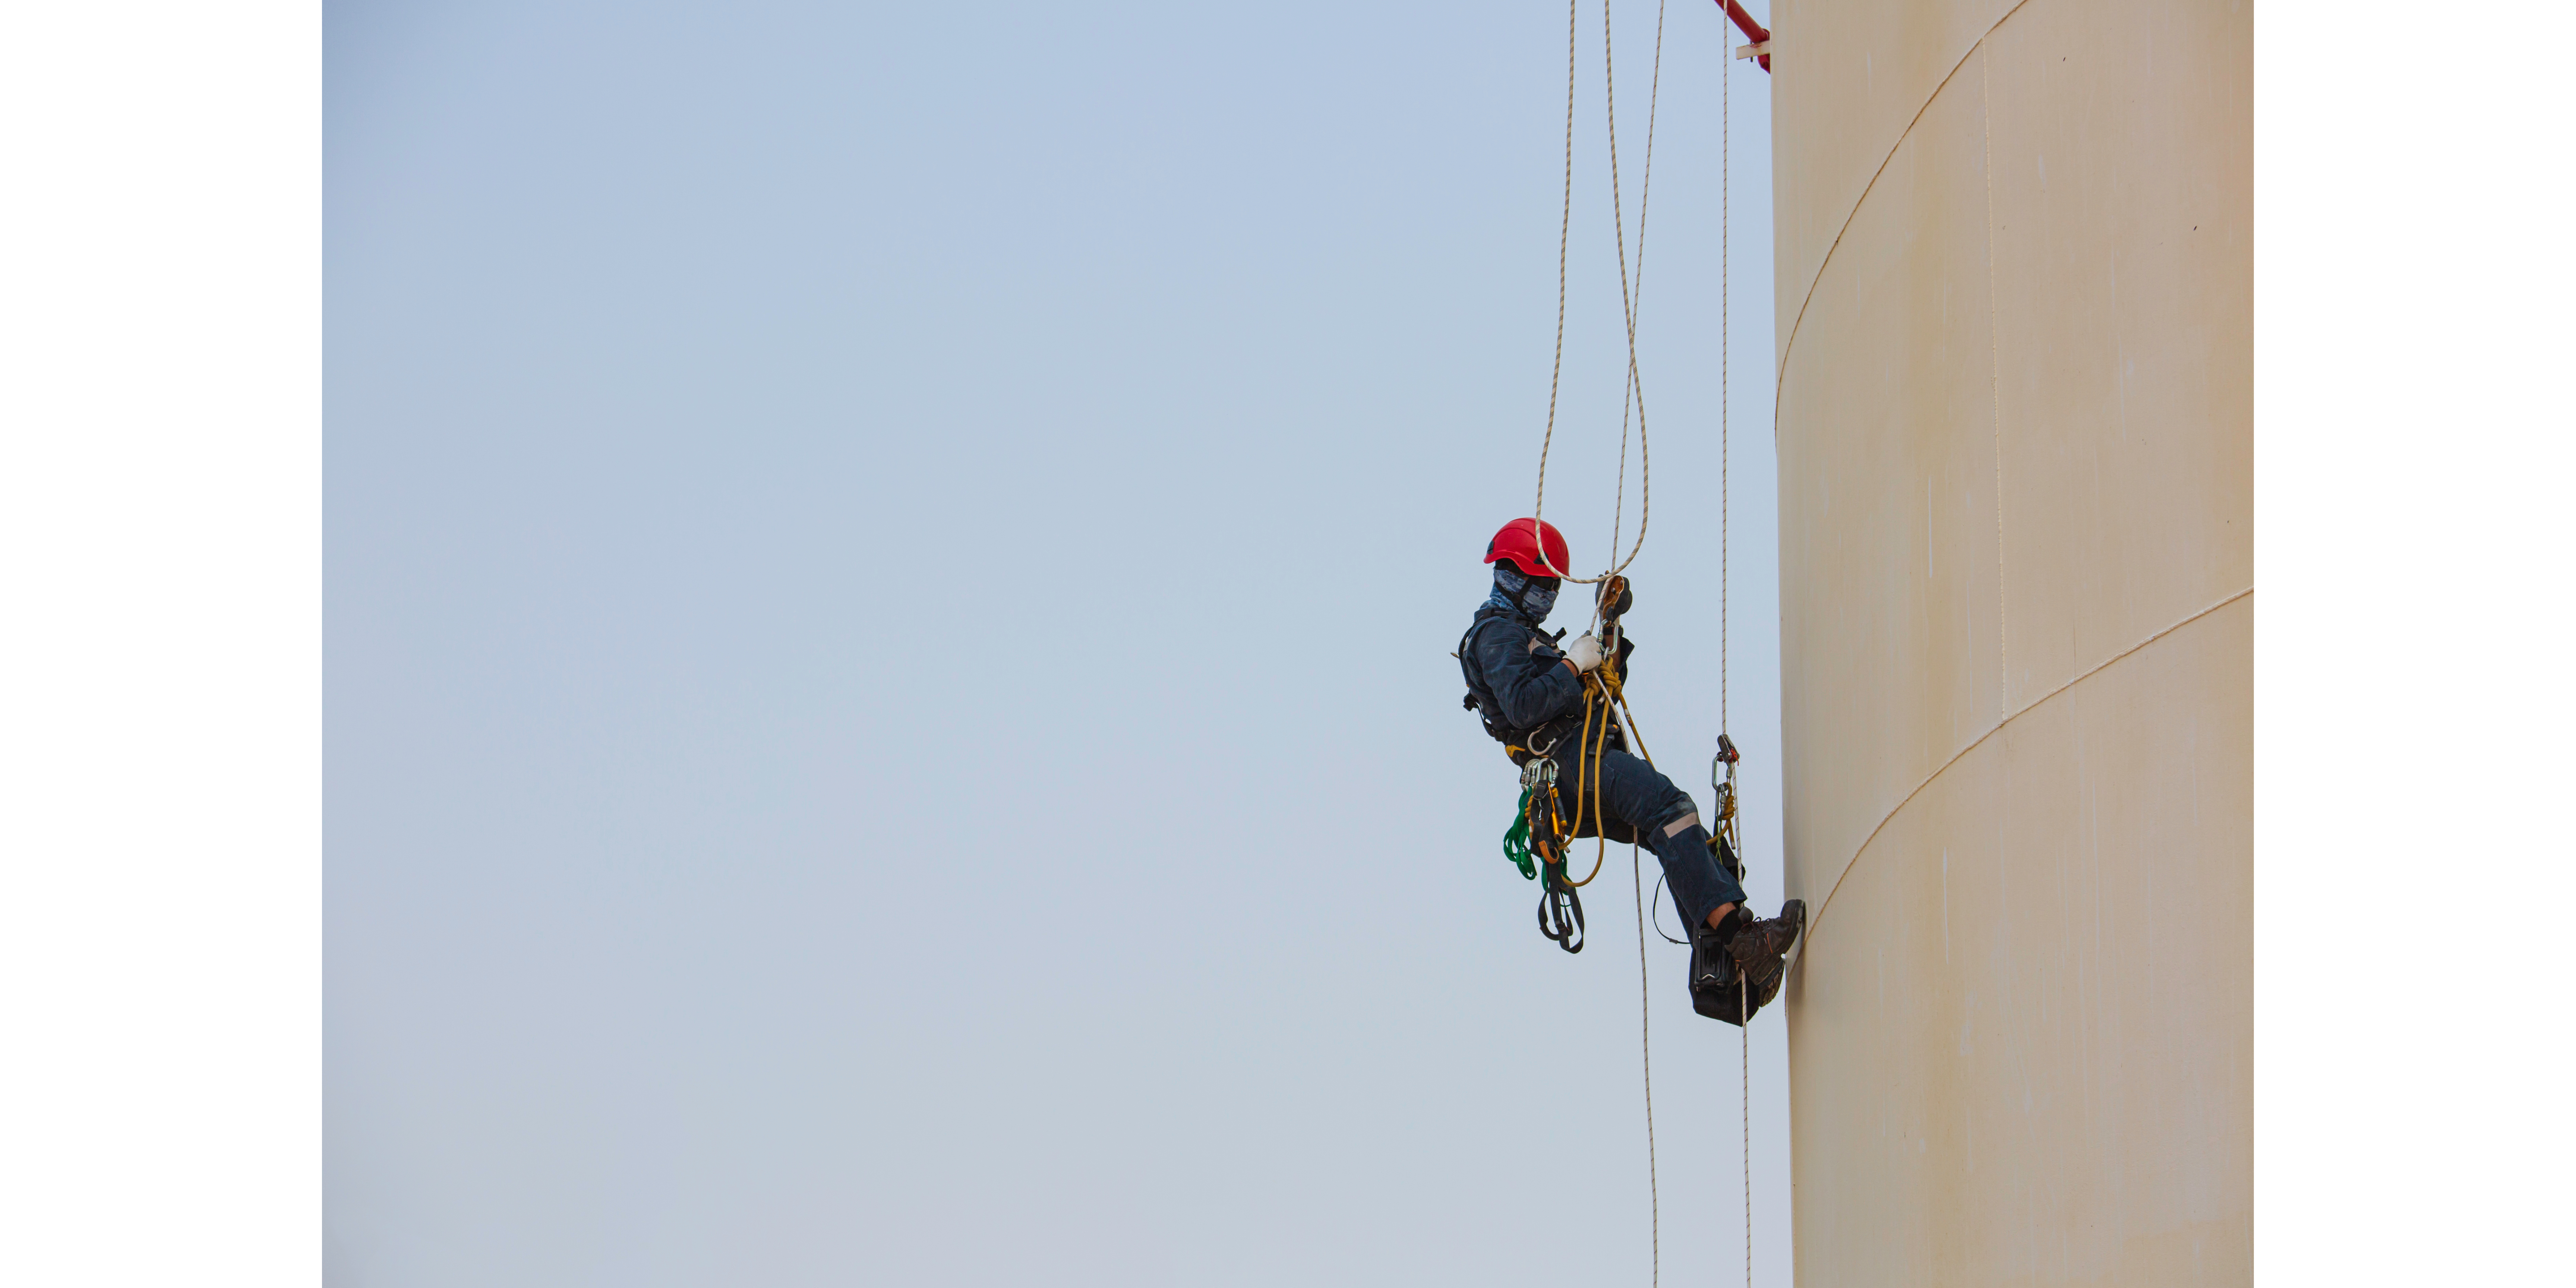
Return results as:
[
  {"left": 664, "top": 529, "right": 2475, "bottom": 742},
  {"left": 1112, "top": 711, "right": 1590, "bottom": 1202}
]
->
[{"left": 1489, "top": 563, "right": 1561, "bottom": 623}]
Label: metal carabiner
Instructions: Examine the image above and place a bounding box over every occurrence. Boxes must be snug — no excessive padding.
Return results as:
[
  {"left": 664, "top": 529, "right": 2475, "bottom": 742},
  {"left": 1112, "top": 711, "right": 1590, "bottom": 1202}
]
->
[{"left": 1520, "top": 755, "right": 1559, "bottom": 792}]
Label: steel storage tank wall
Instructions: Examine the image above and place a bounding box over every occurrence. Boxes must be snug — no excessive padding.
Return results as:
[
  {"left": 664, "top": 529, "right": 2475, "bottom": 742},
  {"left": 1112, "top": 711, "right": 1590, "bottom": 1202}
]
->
[{"left": 1764, "top": 0, "right": 2251, "bottom": 1281}]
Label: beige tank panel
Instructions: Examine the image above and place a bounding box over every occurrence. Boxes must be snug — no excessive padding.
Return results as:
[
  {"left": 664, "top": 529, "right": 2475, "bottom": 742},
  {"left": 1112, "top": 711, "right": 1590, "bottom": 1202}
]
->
[
  {"left": 1765, "top": 0, "right": 2019, "bottom": 349},
  {"left": 1768, "top": 0, "right": 2250, "bottom": 1279}
]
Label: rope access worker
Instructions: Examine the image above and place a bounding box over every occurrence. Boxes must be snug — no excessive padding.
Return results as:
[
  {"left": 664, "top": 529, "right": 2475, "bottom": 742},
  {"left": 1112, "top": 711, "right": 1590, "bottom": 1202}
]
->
[{"left": 1459, "top": 517, "right": 1804, "bottom": 1021}]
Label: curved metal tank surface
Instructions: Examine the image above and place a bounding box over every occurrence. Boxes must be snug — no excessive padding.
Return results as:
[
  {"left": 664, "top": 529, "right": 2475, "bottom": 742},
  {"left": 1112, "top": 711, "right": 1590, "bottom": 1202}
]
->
[{"left": 1764, "top": 0, "right": 2251, "bottom": 1281}]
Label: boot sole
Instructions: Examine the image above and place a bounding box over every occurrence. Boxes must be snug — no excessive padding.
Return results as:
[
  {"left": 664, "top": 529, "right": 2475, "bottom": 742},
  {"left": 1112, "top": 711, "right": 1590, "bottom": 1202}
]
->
[{"left": 1779, "top": 898, "right": 1809, "bottom": 978}]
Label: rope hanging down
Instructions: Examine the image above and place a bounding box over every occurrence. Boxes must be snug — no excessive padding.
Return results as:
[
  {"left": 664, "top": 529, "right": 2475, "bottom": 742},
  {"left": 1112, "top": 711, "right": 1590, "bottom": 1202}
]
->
[
  {"left": 1719, "top": 23, "right": 1763, "bottom": 1288},
  {"left": 1521, "top": 8, "right": 1768, "bottom": 1287},
  {"left": 1721, "top": 11, "right": 1751, "bottom": 1288},
  {"left": 1522, "top": 5, "right": 1669, "bottom": 1273},
  {"left": 1605, "top": 0, "right": 1668, "bottom": 589},
  {"left": 1530, "top": 1, "right": 1677, "bottom": 1281},
  {"left": 1532, "top": 0, "right": 1659, "bottom": 587}
]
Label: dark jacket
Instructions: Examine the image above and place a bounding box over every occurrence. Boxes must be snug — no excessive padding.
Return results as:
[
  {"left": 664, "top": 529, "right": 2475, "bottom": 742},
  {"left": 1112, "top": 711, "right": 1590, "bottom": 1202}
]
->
[{"left": 1459, "top": 606, "right": 1594, "bottom": 759}]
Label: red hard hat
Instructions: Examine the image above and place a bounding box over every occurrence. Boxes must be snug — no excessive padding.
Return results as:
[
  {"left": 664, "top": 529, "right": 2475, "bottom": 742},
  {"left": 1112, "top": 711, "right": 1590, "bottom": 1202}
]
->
[{"left": 1484, "top": 517, "right": 1572, "bottom": 578}]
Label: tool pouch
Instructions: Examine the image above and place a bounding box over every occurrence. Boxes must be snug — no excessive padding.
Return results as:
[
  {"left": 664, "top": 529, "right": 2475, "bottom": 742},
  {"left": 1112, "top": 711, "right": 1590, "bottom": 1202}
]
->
[{"left": 1689, "top": 924, "right": 1761, "bottom": 1027}]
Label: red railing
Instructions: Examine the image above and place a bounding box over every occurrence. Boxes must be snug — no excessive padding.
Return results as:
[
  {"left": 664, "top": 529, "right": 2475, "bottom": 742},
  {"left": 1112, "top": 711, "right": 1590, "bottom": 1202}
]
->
[{"left": 1714, "top": 0, "right": 1772, "bottom": 72}]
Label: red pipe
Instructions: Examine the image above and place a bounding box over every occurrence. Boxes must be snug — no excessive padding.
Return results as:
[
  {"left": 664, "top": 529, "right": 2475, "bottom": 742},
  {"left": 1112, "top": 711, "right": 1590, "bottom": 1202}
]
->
[{"left": 1713, "top": 0, "right": 1772, "bottom": 72}]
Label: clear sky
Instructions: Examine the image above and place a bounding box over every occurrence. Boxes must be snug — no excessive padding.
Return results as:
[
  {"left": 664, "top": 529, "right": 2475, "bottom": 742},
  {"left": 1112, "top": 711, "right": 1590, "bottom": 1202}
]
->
[{"left": 325, "top": 1, "right": 1791, "bottom": 1283}]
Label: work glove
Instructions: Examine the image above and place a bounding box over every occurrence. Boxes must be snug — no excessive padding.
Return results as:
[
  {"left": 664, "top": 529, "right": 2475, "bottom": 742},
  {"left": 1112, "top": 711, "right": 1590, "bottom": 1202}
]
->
[{"left": 1564, "top": 632, "right": 1606, "bottom": 673}]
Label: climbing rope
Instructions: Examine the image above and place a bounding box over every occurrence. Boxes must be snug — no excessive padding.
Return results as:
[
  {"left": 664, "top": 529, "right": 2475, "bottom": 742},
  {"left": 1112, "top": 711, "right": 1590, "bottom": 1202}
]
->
[
  {"left": 1721, "top": 0, "right": 1731, "bottom": 742},
  {"left": 1566, "top": 582, "right": 1656, "bottom": 893},
  {"left": 1536, "top": 0, "right": 1577, "bottom": 571},
  {"left": 1606, "top": 0, "right": 1669, "bottom": 582},
  {"left": 1588, "top": 592, "right": 1668, "bottom": 1287},
  {"left": 1564, "top": 678, "right": 1611, "bottom": 888},
  {"left": 1532, "top": 0, "right": 1660, "bottom": 587},
  {"left": 1515, "top": 10, "right": 1752, "bottom": 1285},
  {"left": 1565, "top": 587, "right": 1689, "bottom": 1288},
  {"left": 1632, "top": 843, "right": 1660, "bottom": 1288},
  {"left": 1721, "top": 24, "right": 1752, "bottom": 1288}
]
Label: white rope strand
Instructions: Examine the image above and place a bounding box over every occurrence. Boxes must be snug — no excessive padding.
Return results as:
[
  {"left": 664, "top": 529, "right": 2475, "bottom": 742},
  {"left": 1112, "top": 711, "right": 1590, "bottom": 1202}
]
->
[
  {"left": 1633, "top": 845, "right": 1659, "bottom": 1287},
  {"left": 1594, "top": 0, "right": 1652, "bottom": 581},
  {"left": 1533, "top": 0, "right": 1655, "bottom": 587},
  {"left": 1534, "top": 0, "right": 1578, "bottom": 575},
  {"left": 1606, "top": 0, "right": 1669, "bottom": 580},
  {"left": 1722, "top": 34, "right": 1748, "bottom": 1288}
]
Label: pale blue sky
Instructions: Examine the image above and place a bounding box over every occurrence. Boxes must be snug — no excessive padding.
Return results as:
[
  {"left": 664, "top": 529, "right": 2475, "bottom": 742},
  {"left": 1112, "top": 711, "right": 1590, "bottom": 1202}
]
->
[{"left": 325, "top": 2, "right": 1790, "bottom": 1283}]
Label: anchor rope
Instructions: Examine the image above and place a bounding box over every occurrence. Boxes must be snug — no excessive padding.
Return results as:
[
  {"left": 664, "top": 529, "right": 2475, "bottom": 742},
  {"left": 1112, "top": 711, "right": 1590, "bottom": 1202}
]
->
[
  {"left": 1723, "top": 16, "right": 1751, "bottom": 1288},
  {"left": 1533, "top": 0, "right": 1657, "bottom": 587}
]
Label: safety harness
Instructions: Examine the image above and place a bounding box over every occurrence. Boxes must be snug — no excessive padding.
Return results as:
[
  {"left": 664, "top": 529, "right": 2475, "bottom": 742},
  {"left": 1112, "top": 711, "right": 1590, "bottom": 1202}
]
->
[{"left": 1460, "top": 577, "right": 1644, "bottom": 953}]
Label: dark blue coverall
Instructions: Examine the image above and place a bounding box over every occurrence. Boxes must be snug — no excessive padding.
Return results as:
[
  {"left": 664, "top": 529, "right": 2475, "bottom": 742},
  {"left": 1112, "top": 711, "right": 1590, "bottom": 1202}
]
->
[{"left": 1459, "top": 604, "right": 1747, "bottom": 930}]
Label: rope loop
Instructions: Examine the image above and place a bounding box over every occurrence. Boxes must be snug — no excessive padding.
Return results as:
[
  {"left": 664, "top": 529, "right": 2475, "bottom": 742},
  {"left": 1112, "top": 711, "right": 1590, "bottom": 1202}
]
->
[{"left": 1531, "top": 0, "right": 1663, "bottom": 587}]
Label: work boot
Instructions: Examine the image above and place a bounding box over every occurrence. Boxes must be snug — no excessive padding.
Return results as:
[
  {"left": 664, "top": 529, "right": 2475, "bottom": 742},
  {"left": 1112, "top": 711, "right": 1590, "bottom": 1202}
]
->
[
  {"left": 1723, "top": 899, "right": 1805, "bottom": 971},
  {"left": 1686, "top": 900, "right": 1805, "bottom": 1025},
  {"left": 1741, "top": 941, "right": 1791, "bottom": 1011},
  {"left": 1741, "top": 902, "right": 1803, "bottom": 968}
]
